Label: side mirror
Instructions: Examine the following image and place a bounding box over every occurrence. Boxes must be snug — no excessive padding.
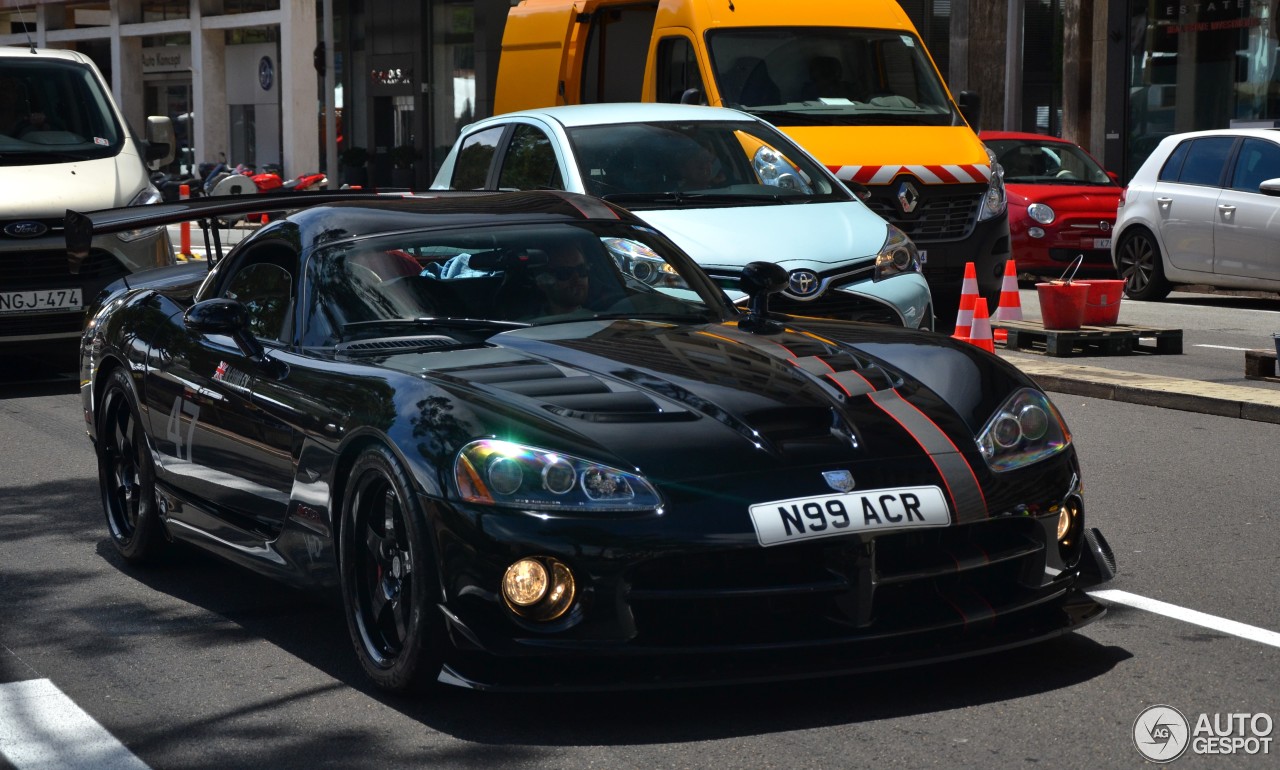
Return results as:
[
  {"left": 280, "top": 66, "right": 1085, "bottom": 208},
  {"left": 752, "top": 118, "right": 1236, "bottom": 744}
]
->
[
  {"left": 144, "top": 116, "right": 176, "bottom": 170},
  {"left": 1107, "top": 171, "right": 1120, "bottom": 184},
  {"left": 841, "top": 179, "right": 873, "bottom": 202},
  {"left": 738, "top": 261, "right": 788, "bottom": 334},
  {"left": 1259, "top": 178, "right": 1280, "bottom": 197},
  {"left": 184, "top": 298, "right": 266, "bottom": 362},
  {"left": 680, "top": 88, "right": 705, "bottom": 105},
  {"left": 957, "top": 90, "right": 982, "bottom": 130}
]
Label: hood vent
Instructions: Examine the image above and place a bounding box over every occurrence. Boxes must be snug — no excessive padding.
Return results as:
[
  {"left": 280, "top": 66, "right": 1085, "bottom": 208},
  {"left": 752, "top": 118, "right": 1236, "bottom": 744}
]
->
[
  {"left": 441, "top": 359, "right": 694, "bottom": 422},
  {"left": 337, "top": 335, "right": 462, "bottom": 355}
]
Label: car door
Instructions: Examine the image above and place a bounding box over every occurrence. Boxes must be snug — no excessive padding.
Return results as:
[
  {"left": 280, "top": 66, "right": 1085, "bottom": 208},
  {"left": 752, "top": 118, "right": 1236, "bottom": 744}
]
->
[
  {"left": 145, "top": 257, "right": 296, "bottom": 539},
  {"left": 1155, "top": 136, "right": 1235, "bottom": 276},
  {"left": 1214, "top": 136, "right": 1280, "bottom": 283}
]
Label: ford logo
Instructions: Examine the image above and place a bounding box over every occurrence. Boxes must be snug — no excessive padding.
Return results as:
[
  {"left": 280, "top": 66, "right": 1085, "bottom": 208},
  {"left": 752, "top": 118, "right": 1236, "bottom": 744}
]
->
[
  {"left": 5, "top": 221, "right": 47, "bottom": 238},
  {"left": 788, "top": 270, "right": 821, "bottom": 297}
]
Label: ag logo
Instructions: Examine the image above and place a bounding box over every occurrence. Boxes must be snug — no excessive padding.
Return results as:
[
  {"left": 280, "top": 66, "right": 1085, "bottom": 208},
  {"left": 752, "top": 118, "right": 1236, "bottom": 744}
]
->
[
  {"left": 787, "top": 270, "right": 821, "bottom": 297},
  {"left": 1133, "top": 704, "right": 1190, "bottom": 763},
  {"left": 822, "top": 470, "right": 855, "bottom": 492},
  {"left": 897, "top": 180, "right": 920, "bottom": 214}
]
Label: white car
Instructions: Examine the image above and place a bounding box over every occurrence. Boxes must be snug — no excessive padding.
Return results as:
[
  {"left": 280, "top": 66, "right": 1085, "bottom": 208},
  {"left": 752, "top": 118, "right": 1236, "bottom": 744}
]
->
[
  {"left": 1112, "top": 128, "right": 1280, "bottom": 300},
  {"left": 431, "top": 103, "right": 933, "bottom": 329}
]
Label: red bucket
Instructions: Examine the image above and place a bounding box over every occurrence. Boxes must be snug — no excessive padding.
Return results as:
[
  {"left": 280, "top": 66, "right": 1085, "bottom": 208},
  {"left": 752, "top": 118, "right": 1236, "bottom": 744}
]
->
[
  {"left": 1036, "top": 281, "right": 1091, "bottom": 330},
  {"left": 1083, "top": 279, "right": 1125, "bottom": 326}
]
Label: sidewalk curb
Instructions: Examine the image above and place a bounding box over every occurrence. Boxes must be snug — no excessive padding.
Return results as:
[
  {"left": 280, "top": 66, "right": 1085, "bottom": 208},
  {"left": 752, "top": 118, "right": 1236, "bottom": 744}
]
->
[{"left": 1005, "top": 357, "right": 1280, "bottom": 425}]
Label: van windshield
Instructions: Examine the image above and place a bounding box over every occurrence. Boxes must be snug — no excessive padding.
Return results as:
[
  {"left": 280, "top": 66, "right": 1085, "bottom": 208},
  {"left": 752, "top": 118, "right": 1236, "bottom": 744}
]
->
[
  {"left": 707, "top": 28, "right": 957, "bottom": 127},
  {"left": 0, "top": 58, "right": 123, "bottom": 163}
]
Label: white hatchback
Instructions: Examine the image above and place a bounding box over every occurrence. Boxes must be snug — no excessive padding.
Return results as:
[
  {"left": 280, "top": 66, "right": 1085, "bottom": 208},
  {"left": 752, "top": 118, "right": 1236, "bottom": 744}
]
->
[{"left": 1112, "top": 128, "right": 1280, "bottom": 300}]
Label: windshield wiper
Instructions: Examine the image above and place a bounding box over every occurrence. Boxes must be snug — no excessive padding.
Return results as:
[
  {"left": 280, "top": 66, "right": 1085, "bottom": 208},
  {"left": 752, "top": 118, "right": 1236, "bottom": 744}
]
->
[{"left": 0, "top": 150, "right": 91, "bottom": 163}]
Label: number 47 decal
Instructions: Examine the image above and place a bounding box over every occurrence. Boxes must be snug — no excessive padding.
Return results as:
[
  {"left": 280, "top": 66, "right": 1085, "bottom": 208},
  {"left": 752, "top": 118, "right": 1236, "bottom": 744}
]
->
[{"left": 165, "top": 396, "right": 201, "bottom": 461}]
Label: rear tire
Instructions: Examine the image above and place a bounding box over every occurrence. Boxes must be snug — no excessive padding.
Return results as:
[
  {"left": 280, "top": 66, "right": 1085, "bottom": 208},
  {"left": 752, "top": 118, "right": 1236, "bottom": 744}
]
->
[
  {"left": 97, "top": 368, "right": 168, "bottom": 563},
  {"left": 1116, "top": 229, "right": 1171, "bottom": 300},
  {"left": 339, "top": 445, "right": 445, "bottom": 693}
]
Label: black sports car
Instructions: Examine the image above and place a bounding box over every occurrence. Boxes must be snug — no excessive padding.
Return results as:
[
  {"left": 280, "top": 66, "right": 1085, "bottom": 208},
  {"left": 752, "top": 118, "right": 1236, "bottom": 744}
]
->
[{"left": 73, "top": 190, "right": 1114, "bottom": 693}]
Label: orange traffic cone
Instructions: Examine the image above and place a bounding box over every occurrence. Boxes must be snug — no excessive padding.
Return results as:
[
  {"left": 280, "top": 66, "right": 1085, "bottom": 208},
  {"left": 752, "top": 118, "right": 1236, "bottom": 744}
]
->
[
  {"left": 969, "top": 297, "right": 995, "bottom": 353},
  {"left": 992, "top": 260, "right": 1022, "bottom": 343},
  {"left": 952, "top": 262, "right": 979, "bottom": 342}
]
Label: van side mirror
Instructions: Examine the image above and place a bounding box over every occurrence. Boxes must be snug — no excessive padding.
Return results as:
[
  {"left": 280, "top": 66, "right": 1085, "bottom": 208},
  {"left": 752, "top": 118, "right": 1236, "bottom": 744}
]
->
[
  {"left": 957, "top": 90, "right": 981, "bottom": 130},
  {"left": 680, "top": 88, "right": 705, "bottom": 105},
  {"left": 1260, "top": 178, "right": 1280, "bottom": 197},
  {"left": 144, "top": 116, "right": 176, "bottom": 170}
]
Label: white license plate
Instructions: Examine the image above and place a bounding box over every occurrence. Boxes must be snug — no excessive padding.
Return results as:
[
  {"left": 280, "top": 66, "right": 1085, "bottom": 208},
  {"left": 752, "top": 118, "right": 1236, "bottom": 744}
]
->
[
  {"left": 0, "top": 288, "right": 82, "bottom": 315},
  {"left": 1093, "top": 238, "right": 1112, "bottom": 249},
  {"left": 749, "top": 485, "right": 949, "bottom": 547}
]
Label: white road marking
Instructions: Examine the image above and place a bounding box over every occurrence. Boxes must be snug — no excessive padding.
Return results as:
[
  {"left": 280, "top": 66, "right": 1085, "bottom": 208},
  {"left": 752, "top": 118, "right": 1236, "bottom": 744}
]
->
[
  {"left": 0, "top": 679, "right": 150, "bottom": 770},
  {"left": 1193, "top": 344, "right": 1255, "bottom": 351},
  {"left": 1091, "top": 589, "right": 1280, "bottom": 649}
]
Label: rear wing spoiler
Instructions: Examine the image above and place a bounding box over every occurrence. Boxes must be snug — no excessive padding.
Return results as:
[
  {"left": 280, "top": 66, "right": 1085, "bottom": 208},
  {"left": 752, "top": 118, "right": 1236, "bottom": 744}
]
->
[{"left": 64, "top": 190, "right": 411, "bottom": 273}]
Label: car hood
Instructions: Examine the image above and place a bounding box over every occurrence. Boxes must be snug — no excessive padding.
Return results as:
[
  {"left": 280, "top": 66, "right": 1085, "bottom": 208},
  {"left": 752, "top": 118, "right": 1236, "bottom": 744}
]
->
[
  {"left": 0, "top": 154, "right": 144, "bottom": 216},
  {"left": 634, "top": 201, "right": 888, "bottom": 271},
  {"left": 377, "top": 318, "right": 1025, "bottom": 486},
  {"left": 1005, "top": 184, "right": 1123, "bottom": 214}
]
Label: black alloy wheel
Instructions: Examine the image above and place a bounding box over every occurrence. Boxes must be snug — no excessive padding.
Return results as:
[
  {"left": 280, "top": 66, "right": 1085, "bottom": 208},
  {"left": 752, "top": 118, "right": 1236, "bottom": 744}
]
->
[
  {"left": 97, "top": 368, "right": 168, "bottom": 563},
  {"left": 1116, "top": 229, "right": 1171, "bottom": 301},
  {"left": 340, "top": 445, "right": 444, "bottom": 693}
]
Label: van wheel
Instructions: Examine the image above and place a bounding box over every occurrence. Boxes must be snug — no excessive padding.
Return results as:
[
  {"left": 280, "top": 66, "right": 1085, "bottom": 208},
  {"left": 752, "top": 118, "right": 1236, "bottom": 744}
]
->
[{"left": 1116, "top": 229, "right": 1171, "bottom": 301}]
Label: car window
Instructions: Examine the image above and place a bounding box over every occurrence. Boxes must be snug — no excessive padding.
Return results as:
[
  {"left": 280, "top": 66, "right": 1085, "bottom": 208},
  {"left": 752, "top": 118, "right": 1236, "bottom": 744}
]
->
[
  {"left": 496, "top": 124, "right": 563, "bottom": 191},
  {"left": 1228, "top": 138, "right": 1280, "bottom": 193},
  {"left": 655, "top": 36, "right": 704, "bottom": 104},
  {"left": 1175, "top": 137, "right": 1235, "bottom": 187},
  {"left": 1157, "top": 140, "right": 1190, "bottom": 182},
  {"left": 225, "top": 263, "right": 292, "bottom": 342},
  {"left": 449, "top": 126, "right": 505, "bottom": 190}
]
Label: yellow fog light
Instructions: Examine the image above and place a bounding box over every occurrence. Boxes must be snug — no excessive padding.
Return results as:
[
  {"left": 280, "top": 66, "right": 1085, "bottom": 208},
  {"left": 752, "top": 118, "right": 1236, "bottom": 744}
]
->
[
  {"left": 501, "top": 557, "right": 577, "bottom": 621},
  {"left": 503, "top": 559, "right": 548, "bottom": 606}
]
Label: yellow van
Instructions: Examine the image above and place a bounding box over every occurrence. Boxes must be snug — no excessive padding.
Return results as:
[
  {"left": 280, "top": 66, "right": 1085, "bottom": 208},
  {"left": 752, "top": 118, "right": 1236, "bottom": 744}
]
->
[{"left": 495, "top": 0, "right": 1009, "bottom": 324}]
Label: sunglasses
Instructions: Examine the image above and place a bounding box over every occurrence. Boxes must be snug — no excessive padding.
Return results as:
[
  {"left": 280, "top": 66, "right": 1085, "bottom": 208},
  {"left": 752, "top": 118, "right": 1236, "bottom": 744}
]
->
[{"left": 548, "top": 264, "right": 589, "bottom": 280}]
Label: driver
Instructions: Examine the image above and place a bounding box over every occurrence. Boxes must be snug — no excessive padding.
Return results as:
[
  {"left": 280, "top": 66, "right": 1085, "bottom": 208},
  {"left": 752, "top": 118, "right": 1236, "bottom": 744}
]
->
[{"left": 531, "top": 240, "right": 591, "bottom": 316}]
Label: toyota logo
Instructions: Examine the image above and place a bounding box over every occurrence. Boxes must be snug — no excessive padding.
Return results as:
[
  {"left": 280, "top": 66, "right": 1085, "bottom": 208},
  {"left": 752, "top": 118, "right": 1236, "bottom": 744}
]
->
[
  {"left": 897, "top": 181, "right": 920, "bottom": 214},
  {"left": 788, "top": 270, "right": 821, "bottom": 297},
  {"left": 4, "top": 221, "right": 47, "bottom": 238}
]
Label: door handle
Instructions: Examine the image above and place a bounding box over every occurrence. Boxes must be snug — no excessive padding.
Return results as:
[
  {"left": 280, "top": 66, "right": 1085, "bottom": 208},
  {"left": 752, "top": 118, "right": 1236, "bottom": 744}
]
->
[
  {"left": 1156, "top": 197, "right": 1172, "bottom": 209},
  {"left": 1218, "top": 204, "right": 1236, "bottom": 214}
]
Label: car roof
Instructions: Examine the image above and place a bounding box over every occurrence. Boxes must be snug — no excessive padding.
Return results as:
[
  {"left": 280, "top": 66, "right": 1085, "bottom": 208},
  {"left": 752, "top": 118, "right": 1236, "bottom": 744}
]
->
[
  {"left": 0, "top": 46, "right": 91, "bottom": 65},
  {"left": 1156, "top": 127, "right": 1280, "bottom": 141},
  {"left": 468, "top": 103, "right": 759, "bottom": 130}
]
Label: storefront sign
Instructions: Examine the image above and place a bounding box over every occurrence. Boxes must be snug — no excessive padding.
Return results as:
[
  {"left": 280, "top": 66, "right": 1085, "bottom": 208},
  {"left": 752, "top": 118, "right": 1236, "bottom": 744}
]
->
[
  {"left": 142, "top": 47, "right": 190, "bottom": 74},
  {"left": 371, "top": 67, "right": 413, "bottom": 86}
]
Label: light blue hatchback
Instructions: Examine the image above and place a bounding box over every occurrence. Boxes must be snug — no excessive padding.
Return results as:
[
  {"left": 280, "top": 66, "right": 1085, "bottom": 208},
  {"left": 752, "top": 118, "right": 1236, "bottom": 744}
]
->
[{"left": 431, "top": 103, "right": 933, "bottom": 330}]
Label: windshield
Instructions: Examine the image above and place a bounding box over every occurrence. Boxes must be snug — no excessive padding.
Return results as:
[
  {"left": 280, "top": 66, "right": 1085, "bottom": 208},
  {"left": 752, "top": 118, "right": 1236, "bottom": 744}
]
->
[
  {"left": 706, "top": 27, "right": 956, "bottom": 127},
  {"left": 0, "top": 58, "right": 123, "bottom": 163},
  {"left": 985, "top": 138, "right": 1116, "bottom": 186},
  {"left": 565, "top": 120, "right": 844, "bottom": 203},
  {"left": 304, "top": 222, "right": 729, "bottom": 345}
]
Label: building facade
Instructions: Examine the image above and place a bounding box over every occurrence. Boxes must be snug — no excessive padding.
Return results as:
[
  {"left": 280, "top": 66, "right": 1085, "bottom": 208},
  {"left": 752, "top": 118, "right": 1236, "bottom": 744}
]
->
[{"left": 3, "top": 0, "right": 1277, "bottom": 188}]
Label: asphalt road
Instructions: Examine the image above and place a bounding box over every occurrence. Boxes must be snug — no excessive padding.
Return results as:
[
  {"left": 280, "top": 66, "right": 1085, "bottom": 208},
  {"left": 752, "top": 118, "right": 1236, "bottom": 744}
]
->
[{"left": 1, "top": 374, "right": 1277, "bottom": 767}]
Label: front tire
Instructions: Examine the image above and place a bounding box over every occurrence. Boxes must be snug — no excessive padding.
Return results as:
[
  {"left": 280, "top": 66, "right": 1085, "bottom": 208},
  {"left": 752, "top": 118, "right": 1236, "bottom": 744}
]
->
[
  {"left": 1116, "top": 229, "right": 1171, "bottom": 300},
  {"left": 339, "top": 445, "right": 444, "bottom": 693},
  {"left": 97, "top": 368, "right": 168, "bottom": 563}
]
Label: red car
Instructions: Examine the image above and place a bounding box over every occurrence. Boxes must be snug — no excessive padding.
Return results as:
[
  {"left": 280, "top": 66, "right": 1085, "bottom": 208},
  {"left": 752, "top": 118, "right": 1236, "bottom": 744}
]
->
[{"left": 981, "top": 131, "right": 1123, "bottom": 277}]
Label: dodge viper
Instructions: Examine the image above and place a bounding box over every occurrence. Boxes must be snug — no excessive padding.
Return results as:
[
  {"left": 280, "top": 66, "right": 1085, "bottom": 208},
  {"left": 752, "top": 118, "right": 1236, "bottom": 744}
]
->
[{"left": 72, "top": 190, "right": 1114, "bottom": 693}]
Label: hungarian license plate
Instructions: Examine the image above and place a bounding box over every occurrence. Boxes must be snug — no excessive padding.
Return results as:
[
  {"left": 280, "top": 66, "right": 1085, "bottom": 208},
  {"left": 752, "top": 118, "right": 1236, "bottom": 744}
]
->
[
  {"left": 1093, "top": 238, "right": 1112, "bottom": 250},
  {"left": 0, "top": 288, "right": 82, "bottom": 314},
  {"left": 749, "top": 485, "right": 949, "bottom": 547}
]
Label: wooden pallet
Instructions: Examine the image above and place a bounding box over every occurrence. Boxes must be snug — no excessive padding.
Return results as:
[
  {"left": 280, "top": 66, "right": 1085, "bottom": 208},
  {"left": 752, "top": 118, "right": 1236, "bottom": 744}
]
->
[
  {"left": 1245, "top": 349, "right": 1280, "bottom": 383},
  {"left": 994, "top": 320, "right": 1183, "bottom": 357}
]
